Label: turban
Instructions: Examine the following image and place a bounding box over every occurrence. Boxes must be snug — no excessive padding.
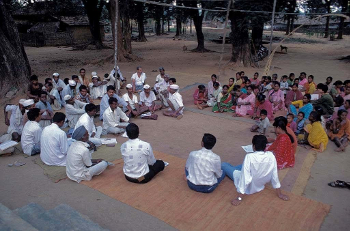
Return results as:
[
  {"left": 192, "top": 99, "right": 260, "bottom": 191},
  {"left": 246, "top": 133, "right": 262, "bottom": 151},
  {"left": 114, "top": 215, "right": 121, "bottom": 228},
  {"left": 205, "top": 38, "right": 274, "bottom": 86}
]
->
[
  {"left": 22, "top": 99, "right": 34, "bottom": 107},
  {"left": 64, "top": 95, "right": 72, "bottom": 101},
  {"left": 53, "top": 73, "right": 59, "bottom": 76},
  {"left": 92, "top": 75, "right": 98, "bottom": 79},
  {"left": 91, "top": 71, "right": 97, "bottom": 76},
  {"left": 68, "top": 80, "right": 76, "bottom": 86},
  {"left": 170, "top": 84, "right": 179, "bottom": 90},
  {"left": 126, "top": 84, "right": 133, "bottom": 89},
  {"left": 143, "top": 84, "right": 150, "bottom": 89},
  {"left": 72, "top": 126, "right": 87, "bottom": 140}
]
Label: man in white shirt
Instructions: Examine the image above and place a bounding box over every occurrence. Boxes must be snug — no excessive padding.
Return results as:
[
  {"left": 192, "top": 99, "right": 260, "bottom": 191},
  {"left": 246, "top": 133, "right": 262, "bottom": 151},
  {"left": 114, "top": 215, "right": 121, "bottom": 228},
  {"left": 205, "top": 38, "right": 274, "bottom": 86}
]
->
[
  {"left": 155, "top": 67, "right": 165, "bottom": 84},
  {"left": 99, "top": 85, "right": 128, "bottom": 120},
  {"left": 221, "top": 135, "right": 289, "bottom": 206},
  {"left": 140, "top": 84, "right": 162, "bottom": 112},
  {"left": 44, "top": 82, "right": 62, "bottom": 110},
  {"left": 131, "top": 66, "right": 146, "bottom": 93},
  {"left": 121, "top": 123, "right": 165, "bottom": 183},
  {"left": 4, "top": 99, "right": 25, "bottom": 135},
  {"left": 163, "top": 84, "right": 184, "bottom": 119},
  {"left": 74, "top": 103, "right": 102, "bottom": 146},
  {"left": 61, "top": 80, "right": 77, "bottom": 106},
  {"left": 102, "top": 97, "right": 129, "bottom": 135},
  {"left": 36, "top": 91, "right": 54, "bottom": 128},
  {"left": 89, "top": 75, "right": 107, "bottom": 99},
  {"left": 66, "top": 126, "right": 108, "bottom": 183},
  {"left": 155, "top": 74, "right": 170, "bottom": 107},
  {"left": 123, "top": 84, "right": 147, "bottom": 117},
  {"left": 52, "top": 73, "right": 66, "bottom": 93},
  {"left": 64, "top": 95, "right": 87, "bottom": 128},
  {"left": 40, "top": 112, "right": 68, "bottom": 166},
  {"left": 21, "top": 108, "right": 42, "bottom": 156},
  {"left": 185, "top": 133, "right": 225, "bottom": 193}
]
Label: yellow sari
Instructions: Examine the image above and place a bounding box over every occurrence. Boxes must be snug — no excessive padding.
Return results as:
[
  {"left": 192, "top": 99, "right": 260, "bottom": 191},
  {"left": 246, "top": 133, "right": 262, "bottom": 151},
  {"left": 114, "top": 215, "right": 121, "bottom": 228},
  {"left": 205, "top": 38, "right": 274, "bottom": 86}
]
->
[{"left": 305, "top": 121, "right": 328, "bottom": 152}]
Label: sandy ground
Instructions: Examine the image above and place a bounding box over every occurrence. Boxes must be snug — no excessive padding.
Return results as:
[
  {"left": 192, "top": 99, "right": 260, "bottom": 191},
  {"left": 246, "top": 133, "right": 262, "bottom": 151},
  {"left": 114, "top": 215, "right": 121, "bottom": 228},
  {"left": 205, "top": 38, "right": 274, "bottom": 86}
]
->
[{"left": 1, "top": 30, "right": 350, "bottom": 230}]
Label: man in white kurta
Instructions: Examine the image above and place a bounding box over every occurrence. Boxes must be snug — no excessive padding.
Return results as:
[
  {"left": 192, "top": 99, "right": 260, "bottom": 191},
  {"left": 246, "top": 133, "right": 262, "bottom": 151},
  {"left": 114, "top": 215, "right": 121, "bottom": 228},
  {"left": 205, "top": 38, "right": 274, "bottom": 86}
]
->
[
  {"left": 123, "top": 84, "right": 147, "bottom": 117},
  {"left": 64, "top": 95, "right": 86, "bottom": 128},
  {"left": 4, "top": 99, "right": 25, "bottom": 135},
  {"left": 99, "top": 85, "right": 128, "bottom": 120},
  {"left": 131, "top": 66, "right": 146, "bottom": 92},
  {"left": 21, "top": 108, "right": 42, "bottom": 156},
  {"left": 163, "top": 84, "right": 184, "bottom": 119},
  {"left": 74, "top": 103, "right": 102, "bottom": 146},
  {"left": 221, "top": 135, "right": 289, "bottom": 206},
  {"left": 61, "top": 80, "right": 77, "bottom": 106},
  {"left": 45, "top": 82, "right": 62, "bottom": 110},
  {"left": 185, "top": 134, "right": 225, "bottom": 193},
  {"left": 36, "top": 91, "right": 54, "bottom": 128},
  {"left": 40, "top": 112, "right": 68, "bottom": 166},
  {"left": 52, "top": 73, "right": 66, "bottom": 92},
  {"left": 102, "top": 97, "right": 129, "bottom": 135},
  {"left": 66, "top": 126, "right": 108, "bottom": 183}
]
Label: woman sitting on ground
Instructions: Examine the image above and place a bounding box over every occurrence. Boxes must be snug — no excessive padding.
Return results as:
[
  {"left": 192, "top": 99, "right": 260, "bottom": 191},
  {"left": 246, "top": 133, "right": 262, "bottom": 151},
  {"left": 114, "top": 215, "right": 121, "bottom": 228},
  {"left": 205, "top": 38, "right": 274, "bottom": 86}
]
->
[
  {"left": 267, "top": 118, "right": 295, "bottom": 170},
  {"left": 268, "top": 81, "right": 285, "bottom": 113},
  {"left": 233, "top": 85, "right": 256, "bottom": 117},
  {"left": 285, "top": 83, "right": 303, "bottom": 108},
  {"left": 193, "top": 84, "right": 208, "bottom": 110},
  {"left": 302, "top": 111, "right": 329, "bottom": 152},
  {"left": 248, "top": 94, "right": 274, "bottom": 121},
  {"left": 290, "top": 94, "right": 313, "bottom": 120},
  {"left": 304, "top": 75, "right": 316, "bottom": 94},
  {"left": 212, "top": 85, "right": 233, "bottom": 113},
  {"left": 328, "top": 109, "right": 350, "bottom": 152}
]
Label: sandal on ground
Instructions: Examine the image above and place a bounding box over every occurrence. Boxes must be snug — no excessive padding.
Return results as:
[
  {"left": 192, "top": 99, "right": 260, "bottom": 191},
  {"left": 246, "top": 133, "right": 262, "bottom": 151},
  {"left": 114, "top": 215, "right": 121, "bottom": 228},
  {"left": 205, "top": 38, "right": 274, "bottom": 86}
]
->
[{"left": 328, "top": 180, "right": 350, "bottom": 189}]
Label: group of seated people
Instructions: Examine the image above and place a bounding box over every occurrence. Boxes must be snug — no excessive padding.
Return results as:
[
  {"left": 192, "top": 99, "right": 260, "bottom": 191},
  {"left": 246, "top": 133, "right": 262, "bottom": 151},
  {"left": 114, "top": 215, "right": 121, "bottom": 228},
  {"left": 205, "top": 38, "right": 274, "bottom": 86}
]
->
[{"left": 193, "top": 71, "right": 350, "bottom": 153}]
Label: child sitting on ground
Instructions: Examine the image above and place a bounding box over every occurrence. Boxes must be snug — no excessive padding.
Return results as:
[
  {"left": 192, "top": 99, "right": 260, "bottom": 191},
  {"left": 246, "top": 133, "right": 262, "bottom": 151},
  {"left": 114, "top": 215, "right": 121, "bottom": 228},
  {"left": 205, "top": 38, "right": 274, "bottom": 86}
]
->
[
  {"left": 295, "top": 112, "right": 306, "bottom": 135},
  {"left": 280, "top": 75, "right": 289, "bottom": 95},
  {"left": 287, "top": 113, "right": 297, "bottom": 133},
  {"left": 250, "top": 109, "right": 270, "bottom": 135}
]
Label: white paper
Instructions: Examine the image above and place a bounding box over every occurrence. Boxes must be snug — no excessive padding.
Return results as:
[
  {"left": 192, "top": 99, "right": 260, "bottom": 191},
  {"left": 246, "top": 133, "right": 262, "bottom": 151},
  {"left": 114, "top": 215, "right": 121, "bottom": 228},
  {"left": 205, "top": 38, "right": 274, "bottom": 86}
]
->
[
  {"left": 241, "top": 145, "right": 254, "bottom": 153},
  {"left": 311, "top": 94, "right": 319, "bottom": 100},
  {"left": 0, "top": 140, "right": 18, "bottom": 151},
  {"left": 164, "top": 161, "right": 169, "bottom": 166},
  {"left": 100, "top": 138, "right": 117, "bottom": 145},
  {"left": 121, "top": 132, "right": 128, "bottom": 138}
]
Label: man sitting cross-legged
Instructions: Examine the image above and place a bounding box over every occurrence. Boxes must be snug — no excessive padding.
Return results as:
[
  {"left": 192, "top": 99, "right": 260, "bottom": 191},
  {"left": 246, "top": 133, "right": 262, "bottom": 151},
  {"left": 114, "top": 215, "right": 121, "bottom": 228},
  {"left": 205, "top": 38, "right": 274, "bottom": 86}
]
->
[
  {"left": 40, "top": 112, "right": 68, "bottom": 166},
  {"left": 64, "top": 95, "right": 87, "bottom": 128},
  {"left": 66, "top": 126, "right": 108, "bottom": 183},
  {"left": 185, "top": 133, "right": 225, "bottom": 193},
  {"left": 163, "top": 84, "right": 184, "bottom": 119},
  {"left": 123, "top": 84, "right": 148, "bottom": 117},
  {"left": 221, "top": 135, "right": 289, "bottom": 206},
  {"left": 21, "top": 108, "right": 42, "bottom": 156},
  {"left": 74, "top": 103, "right": 102, "bottom": 146},
  {"left": 121, "top": 123, "right": 165, "bottom": 184},
  {"left": 102, "top": 97, "right": 129, "bottom": 135}
]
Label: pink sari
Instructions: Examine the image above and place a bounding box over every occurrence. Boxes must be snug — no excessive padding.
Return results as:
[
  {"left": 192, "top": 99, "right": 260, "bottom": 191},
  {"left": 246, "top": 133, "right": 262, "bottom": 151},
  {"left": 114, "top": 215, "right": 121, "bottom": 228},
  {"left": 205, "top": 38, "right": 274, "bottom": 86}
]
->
[
  {"left": 236, "top": 93, "right": 256, "bottom": 116},
  {"left": 248, "top": 100, "right": 274, "bottom": 121},
  {"left": 268, "top": 89, "right": 285, "bottom": 112}
]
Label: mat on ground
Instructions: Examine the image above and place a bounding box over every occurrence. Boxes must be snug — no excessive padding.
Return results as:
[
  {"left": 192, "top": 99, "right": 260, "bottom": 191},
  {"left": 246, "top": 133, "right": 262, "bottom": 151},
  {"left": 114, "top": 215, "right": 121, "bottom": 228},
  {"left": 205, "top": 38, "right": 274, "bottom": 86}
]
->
[
  {"left": 82, "top": 151, "right": 330, "bottom": 231},
  {"left": 34, "top": 143, "right": 122, "bottom": 183}
]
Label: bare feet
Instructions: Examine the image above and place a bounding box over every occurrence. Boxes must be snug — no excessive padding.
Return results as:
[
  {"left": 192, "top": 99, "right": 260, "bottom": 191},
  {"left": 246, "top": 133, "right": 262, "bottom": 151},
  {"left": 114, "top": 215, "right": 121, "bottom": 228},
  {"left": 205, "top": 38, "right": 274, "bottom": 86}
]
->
[
  {"left": 176, "top": 115, "right": 183, "bottom": 120},
  {"left": 278, "top": 193, "right": 289, "bottom": 201},
  {"left": 197, "top": 104, "right": 203, "bottom": 110},
  {"left": 335, "top": 147, "right": 345, "bottom": 152},
  {"left": 232, "top": 113, "right": 237, "bottom": 117},
  {"left": 231, "top": 199, "right": 242, "bottom": 206}
]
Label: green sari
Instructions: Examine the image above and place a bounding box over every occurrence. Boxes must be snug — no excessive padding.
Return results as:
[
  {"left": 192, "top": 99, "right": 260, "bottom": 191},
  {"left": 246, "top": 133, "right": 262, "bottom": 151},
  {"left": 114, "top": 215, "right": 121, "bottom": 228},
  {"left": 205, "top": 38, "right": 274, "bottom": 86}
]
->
[{"left": 212, "top": 93, "right": 234, "bottom": 112}]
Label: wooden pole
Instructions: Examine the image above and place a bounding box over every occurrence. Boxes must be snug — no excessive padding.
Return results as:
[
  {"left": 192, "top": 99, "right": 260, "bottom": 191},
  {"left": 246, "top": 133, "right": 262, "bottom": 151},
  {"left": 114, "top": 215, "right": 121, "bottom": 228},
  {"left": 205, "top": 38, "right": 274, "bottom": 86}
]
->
[
  {"left": 114, "top": 0, "right": 118, "bottom": 69},
  {"left": 269, "top": 0, "right": 277, "bottom": 55}
]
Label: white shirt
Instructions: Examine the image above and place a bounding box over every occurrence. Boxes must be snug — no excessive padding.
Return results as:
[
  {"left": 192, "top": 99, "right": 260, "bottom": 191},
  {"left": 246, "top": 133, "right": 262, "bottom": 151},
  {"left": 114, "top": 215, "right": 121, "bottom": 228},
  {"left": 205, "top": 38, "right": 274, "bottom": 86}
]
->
[
  {"left": 21, "top": 121, "right": 42, "bottom": 155},
  {"left": 66, "top": 141, "right": 93, "bottom": 183},
  {"left": 168, "top": 91, "right": 184, "bottom": 113},
  {"left": 40, "top": 123, "right": 68, "bottom": 166},
  {"left": 74, "top": 113, "right": 96, "bottom": 137},
  {"left": 99, "top": 93, "right": 128, "bottom": 120},
  {"left": 103, "top": 106, "right": 129, "bottom": 130},
  {"left": 140, "top": 91, "right": 156, "bottom": 107},
  {"left": 155, "top": 74, "right": 164, "bottom": 84},
  {"left": 233, "top": 151, "right": 281, "bottom": 195},
  {"left": 89, "top": 82, "right": 106, "bottom": 99},
  {"left": 61, "top": 85, "right": 75, "bottom": 105},
  {"left": 5, "top": 105, "right": 23, "bottom": 135},
  {"left": 122, "top": 93, "right": 138, "bottom": 110},
  {"left": 185, "top": 147, "right": 223, "bottom": 186},
  {"left": 65, "top": 102, "right": 86, "bottom": 128},
  {"left": 131, "top": 72, "right": 146, "bottom": 86},
  {"left": 52, "top": 78, "right": 66, "bottom": 90},
  {"left": 49, "top": 88, "right": 62, "bottom": 106},
  {"left": 121, "top": 138, "right": 156, "bottom": 178}
]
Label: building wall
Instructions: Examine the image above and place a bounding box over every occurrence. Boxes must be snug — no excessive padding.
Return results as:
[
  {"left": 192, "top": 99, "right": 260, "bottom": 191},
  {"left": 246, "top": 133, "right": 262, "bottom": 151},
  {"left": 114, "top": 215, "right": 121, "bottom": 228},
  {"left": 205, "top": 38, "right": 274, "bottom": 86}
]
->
[{"left": 70, "top": 26, "right": 105, "bottom": 44}]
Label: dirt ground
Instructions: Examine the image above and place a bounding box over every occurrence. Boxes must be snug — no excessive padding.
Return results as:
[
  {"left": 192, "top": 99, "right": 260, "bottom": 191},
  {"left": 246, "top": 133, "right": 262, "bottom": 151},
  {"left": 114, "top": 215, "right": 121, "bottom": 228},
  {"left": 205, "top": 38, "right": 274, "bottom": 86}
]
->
[{"left": 1, "top": 29, "right": 350, "bottom": 230}]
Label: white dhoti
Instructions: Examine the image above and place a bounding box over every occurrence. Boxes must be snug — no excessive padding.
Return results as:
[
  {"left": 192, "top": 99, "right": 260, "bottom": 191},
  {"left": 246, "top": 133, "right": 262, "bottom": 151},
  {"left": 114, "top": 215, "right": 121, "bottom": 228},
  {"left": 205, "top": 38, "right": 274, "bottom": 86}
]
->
[{"left": 89, "top": 126, "right": 102, "bottom": 146}]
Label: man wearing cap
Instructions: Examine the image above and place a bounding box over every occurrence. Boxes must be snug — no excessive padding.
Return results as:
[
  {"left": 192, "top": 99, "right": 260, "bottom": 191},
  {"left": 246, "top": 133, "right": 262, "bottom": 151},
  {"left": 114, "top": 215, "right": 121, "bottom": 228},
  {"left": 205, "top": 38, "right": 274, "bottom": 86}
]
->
[
  {"left": 155, "top": 74, "right": 170, "bottom": 107},
  {"left": 64, "top": 95, "right": 87, "bottom": 128},
  {"left": 4, "top": 99, "right": 25, "bottom": 136},
  {"left": 123, "top": 84, "right": 148, "bottom": 117},
  {"left": 131, "top": 66, "right": 146, "bottom": 93},
  {"left": 66, "top": 126, "right": 108, "bottom": 183},
  {"left": 36, "top": 91, "right": 54, "bottom": 128},
  {"left": 22, "top": 99, "right": 36, "bottom": 125},
  {"left": 21, "top": 108, "right": 42, "bottom": 156},
  {"left": 89, "top": 74, "right": 107, "bottom": 99},
  {"left": 61, "top": 79, "right": 77, "bottom": 106},
  {"left": 40, "top": 112, "right": 68, "bottom": 166},
  {"left": 102, "top": 97, "right": 129, "bottom": 135},
  {"left": 140, "top": 84, "right": 162, "bottom": 112},
  {"left": 122, "top": 123, "right": 165, "bottom": 184},
  {"left": 52, "top": 73, "right": 66, "bottom": 92},
  {"left": 163, "top": 84, "right": 184, "bottom": 119},
  {"left": 155, "top": 67, "right": 166, "bottom": 85},
  {"left": 44, "top": 82, "right": 62, "bottom": 110},
  {"left": 99, "top": 86, "right": 128, "bottom": 121},
  {"left": 74, "top": 103, "right": 102, "bottom": 146}
]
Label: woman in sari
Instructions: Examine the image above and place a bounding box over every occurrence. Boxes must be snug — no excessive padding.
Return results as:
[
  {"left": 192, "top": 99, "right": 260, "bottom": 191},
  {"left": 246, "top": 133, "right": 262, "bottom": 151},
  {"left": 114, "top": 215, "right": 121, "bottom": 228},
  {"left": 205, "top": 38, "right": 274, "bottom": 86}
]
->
[
  {"left": 328, "top": 109, "right": 350, "bottom": 152},
  {"left": 193, "top": 84, "right": 208, "bottom": 109},
  {"left": 248, "top": 94, "right": 274, "bottom": 121},
  {"left": 290, "top": 94, "right": 313, "bottom": 120},
  {"left": 268, "top": 82, "right": 285, "bottom": 113},
  {"left": 285, "top": 83, "right": 303, "bottom": 108},
  {"left": 304, "top": 75, "right": 316, "bottom": 94},
  {"left": 212, "top": 85, "right": 233, "bottom": 113},
  {"left": 303, "top": 111, "right": 329, "bottom": 152},
  {"left": 267, "top": 118, "right": 295, "bottom": 170},
  {"left": 233, "top": 85, "right": 256, "bottom": 117}
]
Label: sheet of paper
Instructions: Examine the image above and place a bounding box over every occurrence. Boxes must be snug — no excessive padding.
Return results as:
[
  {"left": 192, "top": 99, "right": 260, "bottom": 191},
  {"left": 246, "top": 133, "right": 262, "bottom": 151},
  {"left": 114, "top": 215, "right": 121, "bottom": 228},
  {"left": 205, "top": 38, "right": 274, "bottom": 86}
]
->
[
  {"left": 311, "top": 94, "right": 319, "bottom": 100},
  {"left": 241, "top": 145, "right": 254, "bottom": 153},
  {"left": 0, "top": 140, "right": 18, "bottom": 151},
  {"left": 100, "top": 138, "right": 117, "bottom": 145},
  {"left": 121, "top": 132, "right": 128, "bottom": 138}
]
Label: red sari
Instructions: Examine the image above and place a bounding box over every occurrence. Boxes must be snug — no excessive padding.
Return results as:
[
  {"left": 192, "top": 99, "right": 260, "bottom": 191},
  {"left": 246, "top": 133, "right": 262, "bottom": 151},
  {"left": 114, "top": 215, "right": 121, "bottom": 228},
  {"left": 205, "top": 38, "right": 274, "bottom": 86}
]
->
[{"left": 267, "top": 133, "right": 295, "bottom": 170}]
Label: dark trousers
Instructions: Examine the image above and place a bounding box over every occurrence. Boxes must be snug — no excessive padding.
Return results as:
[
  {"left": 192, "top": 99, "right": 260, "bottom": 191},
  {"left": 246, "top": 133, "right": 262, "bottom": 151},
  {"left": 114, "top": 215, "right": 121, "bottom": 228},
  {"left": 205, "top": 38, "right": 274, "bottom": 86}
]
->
[{"left": 125, "top": 160, "right": 165, "bottom": 184}]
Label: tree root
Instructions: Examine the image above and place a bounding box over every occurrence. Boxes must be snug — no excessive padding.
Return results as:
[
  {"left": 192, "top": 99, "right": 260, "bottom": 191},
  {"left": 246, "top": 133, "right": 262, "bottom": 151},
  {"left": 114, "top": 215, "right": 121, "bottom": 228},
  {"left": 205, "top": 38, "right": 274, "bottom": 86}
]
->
[{"left": 190, "top": 47, "right": 212, "bottom": 53}]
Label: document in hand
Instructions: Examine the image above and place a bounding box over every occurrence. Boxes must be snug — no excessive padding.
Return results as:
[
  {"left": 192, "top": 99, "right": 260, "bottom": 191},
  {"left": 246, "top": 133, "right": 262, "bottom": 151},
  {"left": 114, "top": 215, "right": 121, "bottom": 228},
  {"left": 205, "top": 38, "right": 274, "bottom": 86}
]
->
[
  {"left": 241, "top": 145, "right": 254, "bottom": 153},
  {"left": 0, "top": 140, "right": 18, "bottom": 151}
]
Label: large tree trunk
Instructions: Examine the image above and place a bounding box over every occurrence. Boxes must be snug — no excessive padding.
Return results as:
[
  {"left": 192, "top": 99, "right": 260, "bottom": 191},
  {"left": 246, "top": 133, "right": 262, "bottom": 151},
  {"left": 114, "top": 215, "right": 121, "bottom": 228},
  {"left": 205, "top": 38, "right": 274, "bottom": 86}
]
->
[
  {"left": 337, "top": 0, "right": 348, "bottom": 39},
  {"left": 176, "top": 17, "right": 181, "bottom": 36},
  {"left": 82, "top": 0, "right": 104, "bottom": 48},
  {"left": 136, "top": 2, "right": 147, "bottom": 42},
  {"left": 252, "top": 21, "right": 264, "bottom": 54},
  {"left": 229, "top": 12, "right": 252, "bottom": 66},
  {"left": 324, "top": 1, "right": 331, "bottom": 38},
  {"left": 120, "top": 0, "right": 132, "bottom": 53},
  {"left": 192, "top": 13, "right": 207, "bottom": 52},
  {"left": 167, "top": 18, "right": 170, "bottom": 32},
  {"left": 0, "top": 1, "right": 31, "bottom": 99},
  {"left": 285, "top": 16, "right": 291, "bottom": 35}
]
